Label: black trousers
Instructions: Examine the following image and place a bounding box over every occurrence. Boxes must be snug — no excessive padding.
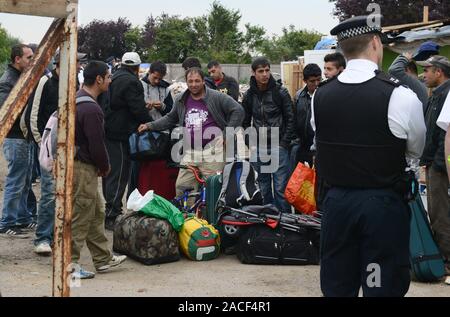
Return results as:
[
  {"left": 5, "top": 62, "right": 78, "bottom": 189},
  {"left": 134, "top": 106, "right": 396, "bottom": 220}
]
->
[
  {"left": 102, "top": 139, "right": 131, "bottom": 222},
  {"left": 320, "top": 188, "right": 411, "bottom": 297}
]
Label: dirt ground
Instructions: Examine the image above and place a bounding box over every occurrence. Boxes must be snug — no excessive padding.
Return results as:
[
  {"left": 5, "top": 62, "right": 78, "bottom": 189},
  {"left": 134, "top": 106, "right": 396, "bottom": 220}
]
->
[{"left": 0, "top": 153, "right": 448, "bottom": 297}]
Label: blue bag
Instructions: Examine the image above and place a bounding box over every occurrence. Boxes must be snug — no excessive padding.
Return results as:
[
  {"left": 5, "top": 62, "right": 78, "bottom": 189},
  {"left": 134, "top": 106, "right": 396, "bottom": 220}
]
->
[{"left": 129, "top": 131, "right": 170, "bottom": 161}]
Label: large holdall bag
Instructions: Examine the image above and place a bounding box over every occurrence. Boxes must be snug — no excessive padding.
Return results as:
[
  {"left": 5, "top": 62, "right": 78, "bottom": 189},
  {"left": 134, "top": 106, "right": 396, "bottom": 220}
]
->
[
  {"left": 236, "top": 224, "right": 320, "bottom": 265},
  {"left": 179, "top": 217, "right": 220, "bottom": 261},
  {"left": 409, "top": 195, "right": 446, "bottom": 282},
  {"left": 138, "top": 160, "right": 179, "bottom": 201},
  {"left": 113, "top": 211, "right": 180, "bottom": 265}
]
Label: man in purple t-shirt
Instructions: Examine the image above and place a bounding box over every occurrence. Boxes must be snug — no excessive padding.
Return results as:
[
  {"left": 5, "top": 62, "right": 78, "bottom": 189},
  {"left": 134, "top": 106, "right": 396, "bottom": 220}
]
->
[{"left": 138, "top": 67, "right": 244, "bottom": 198}]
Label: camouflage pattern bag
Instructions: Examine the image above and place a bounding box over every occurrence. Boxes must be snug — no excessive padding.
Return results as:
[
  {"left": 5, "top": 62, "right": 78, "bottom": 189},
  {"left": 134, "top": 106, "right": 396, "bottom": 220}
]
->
[{"left": 113, "top": 211, "right": 180, "bottom": 265}]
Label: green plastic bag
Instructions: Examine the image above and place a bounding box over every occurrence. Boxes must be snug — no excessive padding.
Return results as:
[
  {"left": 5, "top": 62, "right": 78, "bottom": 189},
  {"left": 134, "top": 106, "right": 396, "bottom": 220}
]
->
[{"left": 127, "top": 189, "right": 185, "bottom": 232}]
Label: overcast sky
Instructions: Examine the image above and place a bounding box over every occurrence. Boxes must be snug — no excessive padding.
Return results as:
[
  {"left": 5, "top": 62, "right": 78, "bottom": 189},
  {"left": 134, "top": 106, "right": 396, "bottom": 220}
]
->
[{"left": 0, "top": 0, "right": 339, "bottom": 43}]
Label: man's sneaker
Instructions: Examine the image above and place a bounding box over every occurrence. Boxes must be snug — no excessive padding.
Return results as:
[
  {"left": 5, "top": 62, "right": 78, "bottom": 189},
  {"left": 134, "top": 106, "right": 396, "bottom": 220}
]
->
[
  {"left": 445, "top": 276, "right": 450, "bottom": 286},
  {"left": 96, "top": 255, "right": 127, "bottom": 273},
  {"left": 72, "top": 268, "right": 95, "bottom": 280},
  {"left": 0, "top": 227, "right": 29, "bottom": 239},
  {"left": 16, "top": 222, "right": 37, "bottom": 231},
  {"left": 35, "top": 242, "right": 52, "bottom": 256}
]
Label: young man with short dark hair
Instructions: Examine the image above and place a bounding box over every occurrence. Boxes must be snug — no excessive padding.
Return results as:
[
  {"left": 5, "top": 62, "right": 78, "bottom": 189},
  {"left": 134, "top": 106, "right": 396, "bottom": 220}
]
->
[
  {"left": 0, "top": 44, "right": 36, "bottom": 238},
  {"left": 72, "top": 61, "right": 127, "bottom": 279},
  {"left": 291, "top": 63, "right": 322, "bottom": 169},
  {"left": 242, "top": 57, "right": 295, "bottom": 213},
  {"left": 207, "top": 61, "right": 239, "bottom": 101},
  {"left": 323, "top": 52, "right": 346, "bottom": 79}
]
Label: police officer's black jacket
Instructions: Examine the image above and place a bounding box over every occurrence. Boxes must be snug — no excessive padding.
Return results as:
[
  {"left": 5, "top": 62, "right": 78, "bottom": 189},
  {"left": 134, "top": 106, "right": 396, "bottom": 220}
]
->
[
  {"left": 104, "top": 67, "right": 152, "bottom": 142},
  {"left": 314, "top": 72, "right": 407, "bottom": 189},
  {"left": 242, "top": 76, "right": 295, "bottom": 149},
  {"left": 420, "top": 79, "right": 450, "bottom": 174}
]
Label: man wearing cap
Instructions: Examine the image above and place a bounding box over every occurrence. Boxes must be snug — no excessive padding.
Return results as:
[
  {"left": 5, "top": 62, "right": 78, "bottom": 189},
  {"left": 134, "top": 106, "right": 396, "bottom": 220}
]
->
[
  {"left": 26, "top": 50, "right": 84, "bottom": 254},
  {"left": 436, "top": 92, "right": 450, "bottom": 283},
  {"left": 103, "top": 52, "right": 152, "bottom": 230},
  {"left": 312, "top": 15, "right": 426, "bottom": 297},
  {"left": 418, "top": 55, "right": 450, "bottom": 278}
]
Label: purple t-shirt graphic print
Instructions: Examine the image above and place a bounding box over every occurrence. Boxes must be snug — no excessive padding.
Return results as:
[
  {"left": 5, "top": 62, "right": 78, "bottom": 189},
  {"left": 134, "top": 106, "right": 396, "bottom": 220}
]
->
[{"left": 184, "top": 95, "right": 220, "bottom": 148}]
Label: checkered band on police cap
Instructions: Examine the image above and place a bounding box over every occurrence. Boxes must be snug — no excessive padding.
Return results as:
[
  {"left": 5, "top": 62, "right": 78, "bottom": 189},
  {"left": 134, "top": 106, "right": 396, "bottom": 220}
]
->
[{"left": 337, "top": 25, "right": 381, "bottom": 42}]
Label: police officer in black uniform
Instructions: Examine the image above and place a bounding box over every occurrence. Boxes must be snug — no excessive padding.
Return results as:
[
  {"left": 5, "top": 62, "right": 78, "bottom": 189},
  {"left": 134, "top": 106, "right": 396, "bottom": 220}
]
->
[{"left": 311, "top": 15, "right": 426, "bottom": 297}]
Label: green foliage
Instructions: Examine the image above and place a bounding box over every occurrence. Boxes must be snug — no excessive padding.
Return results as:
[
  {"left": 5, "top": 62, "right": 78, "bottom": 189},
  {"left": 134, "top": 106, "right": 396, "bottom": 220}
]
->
[
  {"left": 0, "top": 24, "right": 20, "bottom": 76},
  {"left": 76, "top": 1, "right": 321, "bottom": 64},
  {"left": 259, "top": 26, "right": 322, "bottom": 63}
]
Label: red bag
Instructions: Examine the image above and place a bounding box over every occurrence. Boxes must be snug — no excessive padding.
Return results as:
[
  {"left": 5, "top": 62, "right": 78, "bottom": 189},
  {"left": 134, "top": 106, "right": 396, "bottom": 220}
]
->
[
  {"left": 285, "top": 163, "right": 317, "bottom": 215},
  {"left": 138, "top": 160, "right": 179, "bottom": 200}
]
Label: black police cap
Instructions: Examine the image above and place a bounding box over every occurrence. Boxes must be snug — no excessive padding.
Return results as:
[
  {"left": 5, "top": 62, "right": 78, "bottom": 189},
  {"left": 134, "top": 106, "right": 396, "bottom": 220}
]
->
[{"left": 331, "top": 15, "right": 387, "bottom": 43}]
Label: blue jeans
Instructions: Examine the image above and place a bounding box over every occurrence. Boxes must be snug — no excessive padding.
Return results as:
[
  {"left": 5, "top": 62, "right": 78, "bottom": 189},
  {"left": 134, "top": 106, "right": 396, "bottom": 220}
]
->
[
  {"left": 0, "top": 139, "right": 35, "bottom": 228},
  {"left": 252, "top": 146, "right": 292, "bottom": 213},
  {"left": 34, "top": 167, "right": 56, "bottom": 245}
]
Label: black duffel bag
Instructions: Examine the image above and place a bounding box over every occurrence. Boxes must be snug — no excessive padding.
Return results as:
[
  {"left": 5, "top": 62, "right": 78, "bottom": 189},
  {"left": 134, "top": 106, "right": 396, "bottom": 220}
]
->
[
  {"left": 237, "top": 224, "right": 320, "bottom": 266},
  {"left": 129, "top": 131, "right": 170, "bottom": 161}
]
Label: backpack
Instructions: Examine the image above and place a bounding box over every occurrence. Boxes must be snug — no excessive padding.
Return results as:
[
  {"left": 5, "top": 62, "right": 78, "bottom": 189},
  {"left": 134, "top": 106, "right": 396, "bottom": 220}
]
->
[
  {"left": 218, "top": 161, "right": 263, "bottom": 208},
  {"left": 39, "top": 95, "right": 96, "bottom": 172}
]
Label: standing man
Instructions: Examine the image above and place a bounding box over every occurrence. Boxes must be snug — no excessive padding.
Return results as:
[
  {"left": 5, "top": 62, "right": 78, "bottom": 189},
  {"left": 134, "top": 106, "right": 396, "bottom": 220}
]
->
[
  {"left": 291, "top": 63, "right": 322, "bottom": 170},
  {"left": 312, "top": 16, "right": 426, "bottom": 297},
  {"left": 207, "top": 61, "right": 240, "bottom": 101},
  {"left": 418, "top": 56, "right": 450, "bottom": 278},
  {"left": 138, "top": 67, "right": 243, "bottom": 197},
  {"left": 0, "top": 44, "right": 36, "bottom": 237},
  {"left": 103, "top": 52, "right": 152, "bottom": 230},
  {"left": 29, "top": 51, "right": 83, "bottom": 255},
  {"left": 72, "top": 61, "right": 127, "bottom": 279},
  {"left": 436, "top": 91, "right": 450, "bottom": 283},
  {"left": 141, "top": 61, "right": 174, "bottom": 120},
  {"left": 323, "top": 52, "right": 346, "bottom": 80},
  {"left": 182, "top": 57, "right": 216, "bottom": 89},
  {"left": 242, "top": 57, "right": 295, "bottom": 213},
  {"left": 388, "top": 52, "right": 428, "bottom": 111}
]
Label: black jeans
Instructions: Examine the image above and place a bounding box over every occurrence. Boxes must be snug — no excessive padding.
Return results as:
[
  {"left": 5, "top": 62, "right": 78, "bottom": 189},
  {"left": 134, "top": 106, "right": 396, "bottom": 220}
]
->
[
  {"left": 320, "top": 187, "right": 411, "bottom": 297},
  {"left": 102, "top": 139, "right": 131, "bottom": 222}
]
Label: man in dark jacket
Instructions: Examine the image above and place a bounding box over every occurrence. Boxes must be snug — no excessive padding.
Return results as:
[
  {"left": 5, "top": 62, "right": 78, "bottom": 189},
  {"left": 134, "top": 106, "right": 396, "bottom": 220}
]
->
[
  {"left": 207, "top": 61, "right": 240, "bottom": 101},
  {"left": 0, "top": 44, "right": 36, "bottom": 237},
  {"left": 102, "top": 52, "right": 152, "bottom": 230},
  {"left": 418, "top": 56, "right": 450, "bottom": 271},
  {"left": 242, "top": 57, "right": 295, "bottom": 213},
  {"left": 291, "top": 63, "right": 322, "bottom": 170}
]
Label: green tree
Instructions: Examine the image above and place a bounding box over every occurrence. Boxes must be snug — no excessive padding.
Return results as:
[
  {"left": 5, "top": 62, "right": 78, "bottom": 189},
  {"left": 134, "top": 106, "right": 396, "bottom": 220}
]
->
[
  {"left": 258, "top": 26, "right": 322, "bottom": 63},
  {"left": 0, "top": 24, "right": 20, "bottom": 75},
  {"left": 149, "top": 14, "right": 193, "bottom": 63}
]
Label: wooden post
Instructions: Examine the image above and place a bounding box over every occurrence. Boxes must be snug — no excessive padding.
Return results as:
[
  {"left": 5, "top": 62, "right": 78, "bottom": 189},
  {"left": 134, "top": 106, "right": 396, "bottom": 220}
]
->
[
  {"left": 0, "top": 18, "right": 65, "bottom": 144},
  {"left": 52, "top": 3, "right": 78, "bottom": 298},
  {"left": 423, "top": 6, "right": 429, "bottom": 23},
  {"left": 0, "top": 0, "right": 78, "bottom": 18}
]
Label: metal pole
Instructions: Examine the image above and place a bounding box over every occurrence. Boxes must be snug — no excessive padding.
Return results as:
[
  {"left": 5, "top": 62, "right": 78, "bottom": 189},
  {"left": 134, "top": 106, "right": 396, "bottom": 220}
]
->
[
  {"left": 52, "top": 3, "right": 78, "bottom": 297},
  {"left": 0, "top": 18, "right": 65, "bottom": 144}
]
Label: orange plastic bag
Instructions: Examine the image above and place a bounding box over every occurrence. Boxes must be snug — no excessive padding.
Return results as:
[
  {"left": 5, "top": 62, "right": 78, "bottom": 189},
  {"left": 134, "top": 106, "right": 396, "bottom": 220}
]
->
[{"left": 285, "top": 163, "right": 317, "bottom": 215}]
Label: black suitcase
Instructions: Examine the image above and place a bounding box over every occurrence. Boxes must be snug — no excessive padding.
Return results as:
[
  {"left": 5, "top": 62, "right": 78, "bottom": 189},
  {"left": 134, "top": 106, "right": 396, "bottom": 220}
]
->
[{"left": 236, "top": 224, "right": 320, "bottom": 265}]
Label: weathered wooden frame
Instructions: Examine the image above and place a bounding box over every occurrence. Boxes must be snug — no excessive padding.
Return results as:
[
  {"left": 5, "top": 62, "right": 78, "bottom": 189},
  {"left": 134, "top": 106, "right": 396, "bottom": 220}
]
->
[{"left": 0, "top": 0, "right": 79, "bottom": 297}]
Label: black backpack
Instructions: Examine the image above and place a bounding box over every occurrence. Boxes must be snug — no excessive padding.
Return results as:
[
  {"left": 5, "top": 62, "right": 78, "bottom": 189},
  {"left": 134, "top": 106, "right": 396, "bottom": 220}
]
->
[{"left": 218, "top": 161, "right": 263, "bottom": 208}]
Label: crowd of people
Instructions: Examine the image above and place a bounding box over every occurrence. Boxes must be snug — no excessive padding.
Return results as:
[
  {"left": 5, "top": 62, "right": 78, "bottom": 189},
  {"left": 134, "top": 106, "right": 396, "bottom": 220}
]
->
[{"left": 0, "top": 13, "right": 449, "bottom": 295}]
